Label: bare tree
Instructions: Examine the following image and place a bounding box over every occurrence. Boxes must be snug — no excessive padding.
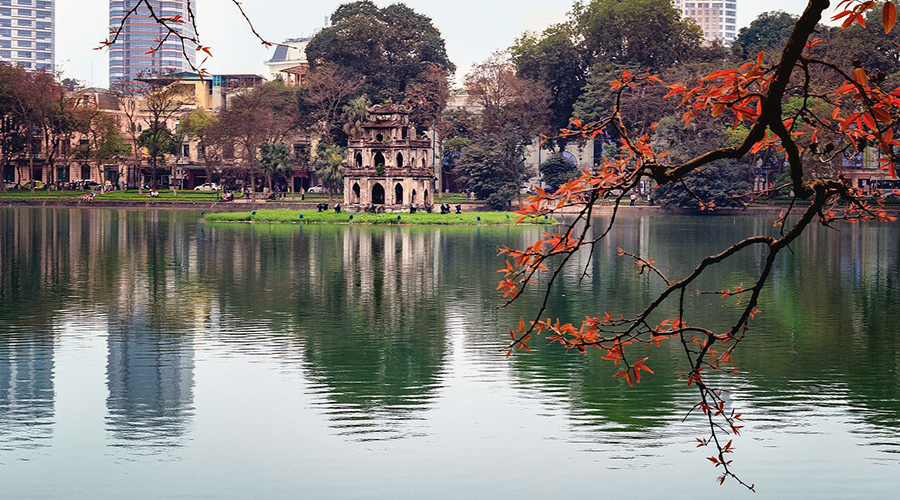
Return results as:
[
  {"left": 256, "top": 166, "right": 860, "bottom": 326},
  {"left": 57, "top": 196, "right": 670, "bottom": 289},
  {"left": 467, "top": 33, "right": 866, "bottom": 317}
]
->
[
  {"left": 139, "top": 85, "right": 192, "bottom": 191},
  {"left": 303, "top": 64, "right": 364, "bottom": 141},
  {"left": 216, "top": 82, "right": 297, "bottom": 199}
]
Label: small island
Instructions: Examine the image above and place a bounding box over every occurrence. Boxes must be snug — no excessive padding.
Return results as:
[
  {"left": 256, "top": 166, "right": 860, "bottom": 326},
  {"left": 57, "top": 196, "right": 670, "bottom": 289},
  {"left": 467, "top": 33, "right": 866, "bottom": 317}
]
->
[{"left": 203, "top": 209, "right": 558, "bottom": 226}]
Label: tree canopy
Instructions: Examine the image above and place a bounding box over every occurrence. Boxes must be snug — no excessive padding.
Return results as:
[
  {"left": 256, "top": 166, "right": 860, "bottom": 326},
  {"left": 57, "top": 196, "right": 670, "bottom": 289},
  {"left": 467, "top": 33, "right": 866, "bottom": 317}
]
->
[
  {"left": 731, "top": 11, "right": 800, "bottom": 61},
  {"left": 306, "top": 2, "right": 454, "bottom": 105},
  {"left": 511, "top": 0, "right": 705, "bottom": 140}
]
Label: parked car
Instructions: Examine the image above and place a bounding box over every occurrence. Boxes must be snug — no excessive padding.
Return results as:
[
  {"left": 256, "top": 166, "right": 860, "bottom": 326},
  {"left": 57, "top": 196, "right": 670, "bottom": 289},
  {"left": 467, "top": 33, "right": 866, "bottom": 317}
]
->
[
  {"left": 2, "top": 181, "right": 18, "bottom": 190},
  {"left": 307, "top": 185, "right": 326, "bottom": 194},
  {"left": 194, "top": 183, "right": 221, "bottom": 192},
  {"left": 74, "top": 180, "right": 100, "bottom": 190}
]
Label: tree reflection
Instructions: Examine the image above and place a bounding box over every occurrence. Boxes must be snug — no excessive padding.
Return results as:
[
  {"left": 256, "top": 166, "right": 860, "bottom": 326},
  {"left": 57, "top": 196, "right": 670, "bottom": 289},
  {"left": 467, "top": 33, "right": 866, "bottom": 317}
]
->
[
  {"left": 0, "top": 206, "right": 898, "bottom": 458},
  {"left": 296, "top": 228, "right": 447, "bottom": 439}
]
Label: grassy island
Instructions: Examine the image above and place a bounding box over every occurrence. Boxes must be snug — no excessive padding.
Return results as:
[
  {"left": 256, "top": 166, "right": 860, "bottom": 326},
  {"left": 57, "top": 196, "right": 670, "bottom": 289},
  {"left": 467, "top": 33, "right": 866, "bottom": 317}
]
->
[{"left": 203, "top": 209, "right": 558, "bottom": 226}]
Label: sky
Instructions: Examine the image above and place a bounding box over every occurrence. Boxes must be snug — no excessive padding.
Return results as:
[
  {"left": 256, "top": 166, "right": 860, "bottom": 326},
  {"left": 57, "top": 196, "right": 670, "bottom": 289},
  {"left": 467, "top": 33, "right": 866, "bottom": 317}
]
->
[{"left": 58, "top": 0, "right": 815, "bottom": 89}]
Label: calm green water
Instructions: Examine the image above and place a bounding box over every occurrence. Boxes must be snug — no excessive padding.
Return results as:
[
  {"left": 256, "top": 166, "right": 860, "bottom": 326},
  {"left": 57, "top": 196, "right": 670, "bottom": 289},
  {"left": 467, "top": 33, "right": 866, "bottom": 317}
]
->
[{"left": 0, "top": 207, "right": 897, "bottom": 499}]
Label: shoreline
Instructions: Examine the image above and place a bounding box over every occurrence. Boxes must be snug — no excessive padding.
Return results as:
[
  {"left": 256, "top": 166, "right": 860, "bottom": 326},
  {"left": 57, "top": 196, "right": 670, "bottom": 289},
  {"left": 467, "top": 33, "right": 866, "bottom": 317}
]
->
[
  {"left": 1, "top": 198, "right": 896, "bottom": 215},
  {"left": 203, "top": 209, "right": 558, "bottom": 226}
]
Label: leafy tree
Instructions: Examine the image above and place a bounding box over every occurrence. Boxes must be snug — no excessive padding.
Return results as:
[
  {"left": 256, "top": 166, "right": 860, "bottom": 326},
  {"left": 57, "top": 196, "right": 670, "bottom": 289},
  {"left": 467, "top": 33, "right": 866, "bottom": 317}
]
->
[
  {"left": 313, "top": 142, "right": 346, "bottom": 198},
  {"left": 440, "top": 136, "right": 472, "bottom": 176},
  {"left": 511, "top": 0, "right": 703, "bottom": 146},
  {"left": 437, "top": 108, "right": 481, "bottom": 142},
  {"left": 258, "top": 141, "right": 292, "bottom": 193},
  {"left": 306, "top": 2, "right": 454, "bottom": 109},
  {"left": 817, "top": 4, "right": 900, "bottom": 85},
  {"left": 177, "top": 109, "right": 219, "bottom": 183},
  {"left": 653, "top": 160, "right": 751, "bottom": 209},
  {"left": 138, "top": 127, "right": 177, "bottom": 184},
  {"left": 456, "top": 137, "right": 520, "bottom": 210},
  {"left": 177, "top": 108, "right": 216, "bottom": 144},
  {"left": 60, "top": 77, "right": 83, "bottom": 92},
  {"left": 574, "top": 0, "right": 703, "bottom": 69},
  {"left": 511, "top": 22, "right": 587, "bottom": 137},
  {"left": 539, "top": 153, "right": 578, "bottom": 192},
  {"left": 341, "top": 95, "right": 370, "bottom": 140},
  {"left": 75, "top": 104, "right": 129, "bottom": 185},
  {"left": 732, "top": 11, "right": 800, "bottom": 61}
]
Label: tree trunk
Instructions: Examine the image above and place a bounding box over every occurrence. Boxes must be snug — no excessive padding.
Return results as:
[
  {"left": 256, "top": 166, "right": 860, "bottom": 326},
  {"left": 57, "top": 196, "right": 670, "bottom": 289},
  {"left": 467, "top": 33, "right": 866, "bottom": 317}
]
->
[
  {"left": 16, "top": 164, "right": 24, "bottom": 192},
  {"left": 250, "top": 170, "right": 257, "bottom": 201},
  {"left": 1, "top": 154, "right": 8, "bottom": 192}
]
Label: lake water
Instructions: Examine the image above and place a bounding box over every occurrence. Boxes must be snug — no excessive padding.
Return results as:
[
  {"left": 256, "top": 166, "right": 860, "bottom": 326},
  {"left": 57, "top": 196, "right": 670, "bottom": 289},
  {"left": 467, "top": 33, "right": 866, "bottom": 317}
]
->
[{"left": 0, "top": 207, "right": 897, "bottom": 499}]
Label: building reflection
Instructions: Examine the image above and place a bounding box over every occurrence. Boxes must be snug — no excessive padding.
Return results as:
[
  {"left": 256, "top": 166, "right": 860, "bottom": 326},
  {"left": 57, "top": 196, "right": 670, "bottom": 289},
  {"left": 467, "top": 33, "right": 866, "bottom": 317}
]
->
[
  {"left": 105, "top": 308, "right": 195, "bottom": 448},
  {"left": 0, "top": 337, "right": 55, "bottom": 450},
  {"left": 0, "top": 208, "right": 59, "bottom": 449},
  {"left": 104, "top": 211, "right": 198, "bottom": 449}
]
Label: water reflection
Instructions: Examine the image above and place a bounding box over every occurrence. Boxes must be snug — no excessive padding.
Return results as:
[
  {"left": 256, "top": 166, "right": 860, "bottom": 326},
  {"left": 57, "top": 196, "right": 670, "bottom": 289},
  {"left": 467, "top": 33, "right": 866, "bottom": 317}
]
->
[
  {"left": 0, "top": 208, "right": 60, "bottom": 451},
  {"left": 106, "top": 310, "right": 194, "bottom": 449},
  {"left": 299, "top": 228, "right": 446, "bottom": 439},
  {"left": 0, "top": 337, "right": 54, "bottom": 451},
  {"left": 0, "top": 207, "right": 898, "bottom": 499}
]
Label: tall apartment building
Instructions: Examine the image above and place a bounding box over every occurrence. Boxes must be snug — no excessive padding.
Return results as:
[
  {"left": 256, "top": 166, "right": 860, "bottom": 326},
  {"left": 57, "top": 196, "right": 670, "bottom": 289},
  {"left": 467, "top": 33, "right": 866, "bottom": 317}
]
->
[
  {"left": 673, "top": 1, "right": 737, "bottom": 45},
  {"left": 0, "top": 0, "right": 54, "bottom": 70},
  {"left": 109, "top": 0, "right": 197, "bottom": 88}
]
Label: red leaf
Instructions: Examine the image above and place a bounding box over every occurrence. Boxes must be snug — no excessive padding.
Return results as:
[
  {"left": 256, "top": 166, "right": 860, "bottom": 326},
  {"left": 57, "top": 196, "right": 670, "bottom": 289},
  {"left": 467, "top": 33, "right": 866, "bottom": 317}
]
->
[{"left": 885, "top": 2, "right": 897, "bottom": 34}]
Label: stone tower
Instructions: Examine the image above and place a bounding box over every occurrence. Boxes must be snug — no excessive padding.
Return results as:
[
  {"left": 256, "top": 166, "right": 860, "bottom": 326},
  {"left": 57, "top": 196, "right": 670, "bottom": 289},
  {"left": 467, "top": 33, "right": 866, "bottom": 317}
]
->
[{"left": 343, "top": 104, "right": 434, "bottom": 211}]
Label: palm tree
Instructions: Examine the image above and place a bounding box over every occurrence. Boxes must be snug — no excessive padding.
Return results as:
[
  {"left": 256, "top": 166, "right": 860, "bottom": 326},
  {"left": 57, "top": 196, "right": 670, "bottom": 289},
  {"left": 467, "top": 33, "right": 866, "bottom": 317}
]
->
[
  {"left": 313, "top": 142, "right": 345, "bottom": 199},
  {"left": 258, "top": 142, "right": 292, "bottom": 193},
  {"left": 341, "top": 96, "right": 370, "bottom": 140}
]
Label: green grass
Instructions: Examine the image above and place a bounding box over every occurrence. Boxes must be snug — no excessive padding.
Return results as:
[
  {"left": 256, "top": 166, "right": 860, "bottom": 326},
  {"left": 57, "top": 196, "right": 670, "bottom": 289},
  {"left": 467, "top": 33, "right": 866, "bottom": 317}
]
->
[
  {"left": 204, "top": 209, "right": 557, "bottom": 225},
  {"left": 435, "top": 193, "right": 481, "bottom": 204},
  {"left": 266, "top": 193, "right": 484, "bottom": 204},
  {"left": 0, "top": 190, "right": 84, "bottom": 200},
  {"left": 0, "top": 189, "right": 244, "bottom": 202}
]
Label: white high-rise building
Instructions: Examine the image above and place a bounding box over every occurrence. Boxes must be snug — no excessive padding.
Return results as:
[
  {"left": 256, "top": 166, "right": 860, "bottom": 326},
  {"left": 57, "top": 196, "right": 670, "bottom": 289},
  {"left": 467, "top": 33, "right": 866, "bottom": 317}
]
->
[
  {"left": 674, "top": 0, "right": 738, "bottom": 45},
  {"left": 0, "top": 0, "right": 54, "bottom": 70}
]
